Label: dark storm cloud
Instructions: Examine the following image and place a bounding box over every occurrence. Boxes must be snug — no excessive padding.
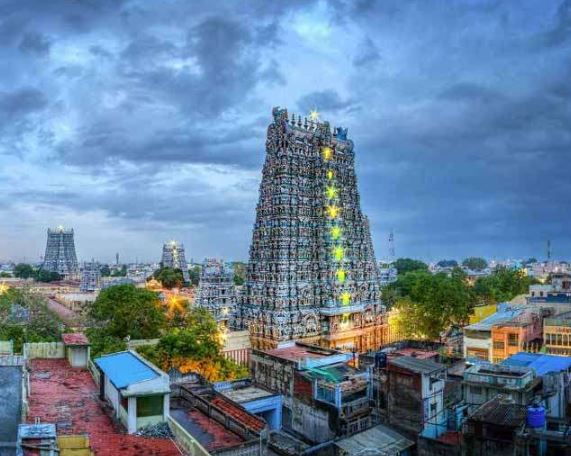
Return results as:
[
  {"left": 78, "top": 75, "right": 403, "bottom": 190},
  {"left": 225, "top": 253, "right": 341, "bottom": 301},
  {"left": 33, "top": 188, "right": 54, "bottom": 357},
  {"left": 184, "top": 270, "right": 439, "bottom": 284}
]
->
[
  {"left": 1, "top": 0, "right": 571, "bottom": 261},
  {"left": 18, "top": 32, "right": 51, "bottom": 55},
  {"left": 297, "top": 90, "right": 354, "bottom": 114}
]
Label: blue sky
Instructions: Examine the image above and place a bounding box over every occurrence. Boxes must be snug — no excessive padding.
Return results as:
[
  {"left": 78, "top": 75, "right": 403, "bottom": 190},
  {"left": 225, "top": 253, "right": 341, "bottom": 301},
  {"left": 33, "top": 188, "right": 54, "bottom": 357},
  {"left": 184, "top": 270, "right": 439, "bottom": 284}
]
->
[{"left": 0, "top": 0, "right": 570, "bottom": 263}]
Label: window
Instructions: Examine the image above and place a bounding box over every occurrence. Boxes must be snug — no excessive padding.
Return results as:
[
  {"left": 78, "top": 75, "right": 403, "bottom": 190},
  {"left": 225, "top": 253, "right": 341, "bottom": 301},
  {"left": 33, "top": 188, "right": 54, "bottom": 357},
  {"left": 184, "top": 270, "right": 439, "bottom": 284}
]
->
[
  {"left": 545, "top": 333, "right": 552, "bottom": 345},
  {"left": 430, "top": 403, "right": 437, "bottom": 417},
  {"left": 137, "top": 395, "right": 164, "bottom": 418},
  {"left": 558, "top": 334, "right": 563, "bottom": 346},
  {"left": 493, "top": 341, "right": 505, "bottom": 350},
  {"left": 508, "top": 334, "right": 519, "bottom": 346},
  {"left": 471, "top": 386, "right": 483, "bottom": 396}
]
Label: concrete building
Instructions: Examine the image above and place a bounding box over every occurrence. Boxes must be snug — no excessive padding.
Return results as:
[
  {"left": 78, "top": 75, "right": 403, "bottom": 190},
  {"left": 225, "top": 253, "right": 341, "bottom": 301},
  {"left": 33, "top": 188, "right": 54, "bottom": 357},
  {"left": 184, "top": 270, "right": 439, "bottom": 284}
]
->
[
  {"left": 502, "top": 352, "right": 571, "bottom": 419},
  {"left": 214, "top": 379, "right": 282, "bottom": 430},
  {"left": 237, "top": 107, "right": 387, "bottom": 352},
  {"left": 385, "top": 356, "right": 447, "bottom": 440},
  {"left": 41, "top": 226, "right": 79, "bottom": 279},
  {"left": 543, "top": 310, "right": 571, "bottom": 355},
  {"left": 94, "top": 351, "right": 170, "bottom": 434},
  {"left": 0, "top": 355, "right": 26, "bottom": 456},
  {"left": 160, "top": 240, "right": 190, "bottom": 283},
  {"left": 195, "top": 258, "right": 237, "bottom": 327},
  {"left": 334, "top": 424, "right": 414, "bottom": 456},
  {"left": 463, "top": 363, "right": 539, "bottom": 413},
  {"left": 463, "top": 304, "right": 540, "bottom": 362},
  {"left": 250, "top": 342, "right": 372, "bottom": 443},
  {"left": 62, "top": 333, "right": 90, "bottom": 368}
]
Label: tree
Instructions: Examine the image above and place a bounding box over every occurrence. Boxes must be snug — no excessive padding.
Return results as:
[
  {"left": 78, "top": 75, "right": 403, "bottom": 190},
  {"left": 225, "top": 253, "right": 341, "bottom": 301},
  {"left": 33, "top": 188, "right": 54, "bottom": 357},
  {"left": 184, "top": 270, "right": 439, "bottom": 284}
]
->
[
  {"left": 100, "top": 264, "right": 111, "bottom": 277},
  {"left": 188, "top": 266, "right": 200, "bottom": 286},
  {"left": 89, "top": 284, "right": 165, "bottom": 340},
  {"left": 111, "top": 265, "right": 127, "bottom": 277},
  {"left": 153, "top": 267, "right": 184, "bottom": 289},
  {"left": 36, "top": 270, "right": 62, "bottom": 282},
  {"left": 387, "top": 270, "right": 474, "bottom": 339},
  {"left": 436, "top": 260, "right": 458, "bottom": 268},
  {"left": 392, "top": 258, "right": 428, "bottom": 275},
  {"left": 232, "top": 262, "right": 246, "bottom": 286},
  {"left": 13, "top": 263, "right": 35, "bottom": 279},
  {"left": 0, "top": 272, "right": 11, "bottom": 278},
  {"left": 137, "top": 308, "right": 248, "bottom": 381},
  {"left": 462, "top": 257, "right": 488, "bottom": 271},
  {"left": 473, "top": 267, "right": 537, "bottom": 304}
]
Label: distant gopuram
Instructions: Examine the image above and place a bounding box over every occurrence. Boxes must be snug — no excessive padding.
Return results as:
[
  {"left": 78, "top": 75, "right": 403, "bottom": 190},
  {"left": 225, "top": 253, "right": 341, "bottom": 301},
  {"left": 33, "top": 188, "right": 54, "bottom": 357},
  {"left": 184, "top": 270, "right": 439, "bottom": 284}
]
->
[
  {"left": 195, "top": 258, "right": 237, "bottom": 328},
  {"left": 42, "top": 226, "right": 79, "bottom": 279},
  {"left": 161, "top": 240, "right": 190, "bottom": 283},
  {"left": 237, "top": 107, "right": 388, "bottom": 351}
]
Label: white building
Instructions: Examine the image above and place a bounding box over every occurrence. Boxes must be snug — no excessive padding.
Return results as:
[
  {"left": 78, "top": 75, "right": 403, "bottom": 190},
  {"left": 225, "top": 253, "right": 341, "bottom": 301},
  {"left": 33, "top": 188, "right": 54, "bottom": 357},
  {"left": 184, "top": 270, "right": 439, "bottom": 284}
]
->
[{"left": 94, "top": 350, "right": 170, "bottom": 434}]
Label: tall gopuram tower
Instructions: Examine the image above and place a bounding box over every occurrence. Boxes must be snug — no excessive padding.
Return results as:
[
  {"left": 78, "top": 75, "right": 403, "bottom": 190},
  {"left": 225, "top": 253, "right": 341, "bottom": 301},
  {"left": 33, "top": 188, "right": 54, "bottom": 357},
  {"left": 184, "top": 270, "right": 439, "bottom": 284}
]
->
[
  {"left": 237, "top": 107, "right": 388, "bottom": 352},
  {"left": 195, "top": 258, "right": 237, "bottom": 328},
  {"left": 161, "top": 240, "right": 190, "bottom": 283},
  {"left": 42, "top": 226, "right": 79, "bottom": 279}
]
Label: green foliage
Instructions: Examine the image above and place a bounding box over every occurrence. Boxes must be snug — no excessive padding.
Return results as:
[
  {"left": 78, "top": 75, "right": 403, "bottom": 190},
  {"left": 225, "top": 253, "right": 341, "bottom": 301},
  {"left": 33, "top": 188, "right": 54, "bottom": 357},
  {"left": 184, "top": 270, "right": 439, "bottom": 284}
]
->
[
  {"left": 232, "top": 262, "right": 246, "bottom": 286},
  {"left": 36, "top": 270, "right": 62, "bottom": 282},
  {"left": 13, "top": 263, "right": 35, "bottom": 279},
  {"left": 392, "top": 258, "right": 428, "bottom": 275},
  {"left": 111, "top": 265, "right": 127, "bottom": 277},
  {"left": 188, "top": 266, "right": 200, "bottom": 286},
  {"left": 0, "top": 272, "right": 12, "bottom": 278},
  {"left": 0, "top": 288, "right": 62, "bottom": 352},
  {"left": 436, "top": 259, "right": 458, "bottom": 268},
  {"left": 388, "top": 270, "right": 474, "bottom": 340},
  {"left": 89, "top": 284, "right": 165, "bottom": 340},
  {"left": 153, "top": 267, "right": 184, "bottom": 289},
  {"left": 100, "top": 264, "right": 111, "bottom": 277},
  {"left": 462, "top": 257, "right": 488, "bottom": 271},
  {"left": 136, "top": 308, "right": 247, "bottom": 381},
  {"left": 473, "top": 267, "right": 537, "bottom": 304},
  {"left": 85, "top": 328, "right": 127, "bottom": 359}
]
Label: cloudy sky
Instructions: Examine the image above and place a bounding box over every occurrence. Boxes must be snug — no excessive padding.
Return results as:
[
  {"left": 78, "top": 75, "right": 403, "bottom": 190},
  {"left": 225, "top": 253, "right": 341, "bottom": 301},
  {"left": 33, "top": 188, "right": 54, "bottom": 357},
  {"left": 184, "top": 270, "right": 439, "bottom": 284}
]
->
[{"left": 0, "top": 0, "right": 570, "bottom": 264}]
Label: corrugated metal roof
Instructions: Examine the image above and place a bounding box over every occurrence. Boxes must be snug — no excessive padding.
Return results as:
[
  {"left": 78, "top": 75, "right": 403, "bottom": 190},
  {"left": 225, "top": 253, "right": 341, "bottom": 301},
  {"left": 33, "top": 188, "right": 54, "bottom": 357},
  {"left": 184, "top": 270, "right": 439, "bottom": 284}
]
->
[
  {"left": 335, "top": 424, "right": 414, "bottom": 454},
  {"left": 95, "top": 351, "right": 158, "bottom": 389},
  {"left": 389, "top": 356, "right": 445, "bottom": 374},
  {"left": 502, "top": 352, "right": 571, "bottom": 376},
  {"left": 465, "top": 306, "right": 524, "bottom": 331}
]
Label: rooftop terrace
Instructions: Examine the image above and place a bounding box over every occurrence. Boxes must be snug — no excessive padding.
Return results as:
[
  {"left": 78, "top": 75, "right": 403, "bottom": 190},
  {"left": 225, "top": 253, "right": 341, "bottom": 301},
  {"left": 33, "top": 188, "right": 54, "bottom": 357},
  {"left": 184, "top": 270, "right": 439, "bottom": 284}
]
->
[{"left": 27, "top": 359, "right": 180, "bottom": 456}]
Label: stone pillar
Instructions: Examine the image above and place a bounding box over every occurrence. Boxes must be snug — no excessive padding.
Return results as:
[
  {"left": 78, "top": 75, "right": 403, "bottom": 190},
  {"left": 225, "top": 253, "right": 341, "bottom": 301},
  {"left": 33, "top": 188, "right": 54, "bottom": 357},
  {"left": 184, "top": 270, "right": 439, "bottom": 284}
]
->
[{"left": 128, "top": 396, "right": 137, "bottom": 434}]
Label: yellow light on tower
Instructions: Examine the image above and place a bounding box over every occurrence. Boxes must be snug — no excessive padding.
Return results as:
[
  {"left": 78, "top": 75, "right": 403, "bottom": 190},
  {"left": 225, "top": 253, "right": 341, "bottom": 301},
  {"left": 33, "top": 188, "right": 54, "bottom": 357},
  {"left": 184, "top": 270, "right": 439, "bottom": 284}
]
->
[
  {"left": 326, "top": 205, "right": 339, "bottom": 219},
  {"left": 327, "top": 170, "right": 334, "bottom": 180},
  {"left": 333, "top": 246, "right": 344, "bottom": 261},
  {"left": 341, "top": 292, "right": 351, "bottom": 306},
  {"left": 309, "top": 109, "right": 319, "bottom": 121},
  {"left": 322, "top": 147, "right": 332, "bottom": 161},
  {"left": 325, "top": 186, "right": 337, "bottom": 199},
  {"left": 336, "top": 269, "right": 346, "bottom": 283},
  {"left": 331, "top": 225, "right": 342, "bottom": 240},
  {"left": 0, "top": 283, "right": 8, "bottom": 295}
]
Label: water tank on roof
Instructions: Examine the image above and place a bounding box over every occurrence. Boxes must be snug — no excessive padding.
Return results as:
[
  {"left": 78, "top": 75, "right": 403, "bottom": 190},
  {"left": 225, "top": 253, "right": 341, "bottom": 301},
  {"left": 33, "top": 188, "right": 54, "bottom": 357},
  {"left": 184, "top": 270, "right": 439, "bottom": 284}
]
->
[{"left": 526, "top": 405, "right": 546, "bottom": 429}]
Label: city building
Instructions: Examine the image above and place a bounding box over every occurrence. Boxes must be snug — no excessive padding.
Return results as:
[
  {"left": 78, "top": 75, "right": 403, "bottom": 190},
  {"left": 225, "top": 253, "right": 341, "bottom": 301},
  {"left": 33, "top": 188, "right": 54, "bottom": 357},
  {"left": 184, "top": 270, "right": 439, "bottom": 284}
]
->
[
  {"left": 385, "top": 356, "right": 447, "bottom": 440},
  {"left": 334, "top": 424, "right": 414, "bottom": 456},
  {"left": 463, "top": 363, "right": 538, "bottom": 413},
  {"left": 160, "top": 240, "right": 190, "bottom": 283},
  {"left": 379, "top": 264, "right": 398, "bottom": 287},
  {"left": 528, "top": 272, "right": 571, "bottom": 308},
  {"left": 94, "top": 350, "right": 171, "bottom": 434},
  {"left": 195, "top": 258, "right": 237, "bottom": 327},
  {"left": 543, "top": 310, "right": 571, "bottom": 355},
  {"left": 250, "top": 341, "right": 372, "bottom": 443},
  {"left": 80, "top": 260, "right": 100, "bottom": 292},
  {"left": 62, "top": 333, "right": 90, "bottom": 368},
  {"left": 237, "top": 107, "right": 387, "bottom": 352},
  {"left": 41, "top": 226, "right": 79, "bottom": 279},
  {"left": 0, "top": 355, "right": 26, "bottom": 456},
  {"left": 463, "top": 304, "right": 540, "bottom": 362},
  {"left": 502, "top": 352, "right": 571, "bottom": 419}
]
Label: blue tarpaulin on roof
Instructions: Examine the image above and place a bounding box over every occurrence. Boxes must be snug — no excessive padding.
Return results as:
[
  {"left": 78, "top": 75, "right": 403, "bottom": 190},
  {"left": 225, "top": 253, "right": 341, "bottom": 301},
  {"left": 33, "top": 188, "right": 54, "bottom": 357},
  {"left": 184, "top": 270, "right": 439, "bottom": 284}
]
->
[
  {"left": 502, "top": 352, "right": 571, "bottom": 375},
  {"left": 95, "top": 351, "right": 158, "bottom": 389}
]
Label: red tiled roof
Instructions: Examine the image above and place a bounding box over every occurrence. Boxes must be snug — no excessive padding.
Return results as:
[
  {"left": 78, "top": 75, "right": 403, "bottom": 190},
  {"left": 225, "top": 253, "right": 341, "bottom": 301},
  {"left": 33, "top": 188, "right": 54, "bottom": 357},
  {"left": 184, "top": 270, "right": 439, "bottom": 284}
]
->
[
  {"left": 62, "top": 333, "right": 89, "bottom": 346},
  {"left": 211, "top": 396, "right": 266, "bottom": 433},
  {"left": 27, "top": 359, "right": 180, "bottom": 456}
]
